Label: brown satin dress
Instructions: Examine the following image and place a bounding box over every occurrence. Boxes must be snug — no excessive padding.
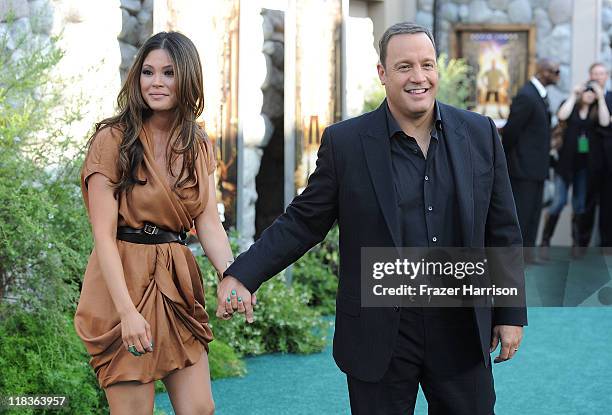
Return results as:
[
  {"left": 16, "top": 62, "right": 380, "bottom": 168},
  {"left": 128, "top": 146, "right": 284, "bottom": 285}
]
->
[{"left": 74, "top": 125, "right": 215, "bottom": 388}]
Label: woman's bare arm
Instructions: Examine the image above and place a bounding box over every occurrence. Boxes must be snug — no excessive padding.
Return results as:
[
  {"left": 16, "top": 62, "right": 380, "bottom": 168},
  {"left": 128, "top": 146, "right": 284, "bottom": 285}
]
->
[
  {"left": 194, "top": 174, "right": 234, "bottom": 277},
  {"left": 87, "top": 173, "right": 152, "bottom": 354}
]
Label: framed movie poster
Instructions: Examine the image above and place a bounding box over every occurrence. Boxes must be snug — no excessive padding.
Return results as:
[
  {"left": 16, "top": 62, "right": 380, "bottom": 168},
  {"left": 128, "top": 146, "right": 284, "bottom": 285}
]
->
[{"left": 451, "top": 24, "right": 536, "bottom": 122}]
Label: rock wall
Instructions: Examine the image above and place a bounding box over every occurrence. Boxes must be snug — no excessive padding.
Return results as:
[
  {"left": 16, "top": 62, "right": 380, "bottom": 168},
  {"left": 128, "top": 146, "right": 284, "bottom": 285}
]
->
[
  {"left": 1, "top": 0, "right": 54, "bottom": 58},
  {"left": 118, "top": 0, "right": 153, "bottom": 82},
  {"left": 601, "top": 0, "right": 612, "bottom": 73}
]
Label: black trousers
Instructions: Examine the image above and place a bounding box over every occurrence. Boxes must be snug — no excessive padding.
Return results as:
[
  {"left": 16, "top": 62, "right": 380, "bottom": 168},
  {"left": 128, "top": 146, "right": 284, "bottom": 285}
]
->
[
  {"left": 510, "top": 178, "right": 544, "bottom": 247},
  {"left": 346, "top": 308, "right": 495, "bottom": 415}
]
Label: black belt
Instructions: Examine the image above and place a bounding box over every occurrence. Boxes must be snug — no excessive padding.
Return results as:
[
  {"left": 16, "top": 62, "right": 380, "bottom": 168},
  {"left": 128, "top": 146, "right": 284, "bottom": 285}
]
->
[{"left": 117, "top": 223, "right": 188, "bottom": 245}]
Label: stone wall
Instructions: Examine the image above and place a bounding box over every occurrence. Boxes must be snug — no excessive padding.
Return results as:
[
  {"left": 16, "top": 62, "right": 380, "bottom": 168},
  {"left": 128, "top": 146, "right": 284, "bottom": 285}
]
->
[
  {"left": 601, "top": 0, "right": 612, "bottom": 73},
  {"left": 119, "top": 0, "right": 153, "bottom": 82},
  {"left": 1, "top": 0, "right": 54, "bottom": 59},
  {"left": 416, "top": 0, "right": 572, "bottom": 99}
]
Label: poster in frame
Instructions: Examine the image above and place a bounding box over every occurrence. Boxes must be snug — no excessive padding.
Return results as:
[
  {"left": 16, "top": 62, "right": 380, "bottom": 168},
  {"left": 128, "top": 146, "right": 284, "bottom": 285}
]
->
[{"left": 451, "top": 24, "right": 536, "bottom": 125}]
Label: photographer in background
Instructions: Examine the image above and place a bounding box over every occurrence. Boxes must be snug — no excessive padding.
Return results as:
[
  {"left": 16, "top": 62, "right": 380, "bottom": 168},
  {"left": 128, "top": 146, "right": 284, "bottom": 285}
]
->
[{"left": 540, "top": 80, "right": 609, "bottom": 257}]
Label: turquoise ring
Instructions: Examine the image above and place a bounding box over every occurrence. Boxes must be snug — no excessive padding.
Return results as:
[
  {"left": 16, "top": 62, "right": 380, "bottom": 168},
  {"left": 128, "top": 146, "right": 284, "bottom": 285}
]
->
[{"left": 128, "top": 345, "right": 141, "bottom": 357}]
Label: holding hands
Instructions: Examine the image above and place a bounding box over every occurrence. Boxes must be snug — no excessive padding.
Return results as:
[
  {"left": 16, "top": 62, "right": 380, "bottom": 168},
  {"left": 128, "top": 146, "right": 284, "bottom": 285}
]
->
[{"left": 216, "top": 276, "right": 257, "bottom": 323}]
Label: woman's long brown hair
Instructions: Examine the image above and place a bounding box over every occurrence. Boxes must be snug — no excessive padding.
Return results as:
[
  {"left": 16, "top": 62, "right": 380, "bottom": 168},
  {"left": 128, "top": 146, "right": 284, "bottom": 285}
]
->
[{"left": 88, "top": 31, "right": 206, "bottom": 197}]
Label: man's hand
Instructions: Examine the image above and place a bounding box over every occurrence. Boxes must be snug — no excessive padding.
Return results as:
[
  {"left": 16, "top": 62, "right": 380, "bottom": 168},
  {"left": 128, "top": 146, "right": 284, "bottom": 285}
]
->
[
  {"left": 490, "top": 325, "right": 523, "bottom": 364},
  {"left": 216, "top": 275, "right": 257, "bottom": 323}
]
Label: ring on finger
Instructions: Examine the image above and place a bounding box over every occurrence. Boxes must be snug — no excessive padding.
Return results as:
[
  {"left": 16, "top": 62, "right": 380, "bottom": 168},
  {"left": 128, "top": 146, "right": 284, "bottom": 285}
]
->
[{"left": 128, "top": 345, "right": 141, "bottom": 357}]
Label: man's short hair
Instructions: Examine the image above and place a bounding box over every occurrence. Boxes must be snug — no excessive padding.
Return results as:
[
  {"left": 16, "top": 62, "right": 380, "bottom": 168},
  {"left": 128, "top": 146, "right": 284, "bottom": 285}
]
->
[
  {"left": 589, "top": 62, "right": 608, "bottom": 74},
  {"left": 378, "top": 22, "right": 436, "bottom": 68}
]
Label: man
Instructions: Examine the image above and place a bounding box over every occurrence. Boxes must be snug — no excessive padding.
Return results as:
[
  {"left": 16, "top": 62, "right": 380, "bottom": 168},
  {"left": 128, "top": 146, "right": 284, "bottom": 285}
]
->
[
  {"left": 502, "top": 59, "right": 560, "bottom": 263},
  {"left": 482, "top": 59, "right": 507, "bottom": 118},
  {"left": 590, "top": 62, "right": 612, "bottom": 248},
  {"left": 589, "top": 62, "right": 609, "bottom": 91},
  {"left": 219, "top": 23, "right": 526, "bottom": 414}
]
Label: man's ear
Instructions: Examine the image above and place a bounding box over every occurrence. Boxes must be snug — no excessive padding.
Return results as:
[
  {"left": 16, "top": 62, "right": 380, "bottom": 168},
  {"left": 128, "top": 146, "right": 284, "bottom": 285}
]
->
[{"left": 377, "top": 63, "right": 386, "bottom": 85}]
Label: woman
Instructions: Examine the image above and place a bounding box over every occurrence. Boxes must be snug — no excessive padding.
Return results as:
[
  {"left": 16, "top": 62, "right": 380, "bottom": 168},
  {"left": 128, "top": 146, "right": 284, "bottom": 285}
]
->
[
  {"left": 75, "top": 32, "right": 238, "bottom": 414},
  {"left": 540, "top": 81, "right": 609, "bottom": 258}
]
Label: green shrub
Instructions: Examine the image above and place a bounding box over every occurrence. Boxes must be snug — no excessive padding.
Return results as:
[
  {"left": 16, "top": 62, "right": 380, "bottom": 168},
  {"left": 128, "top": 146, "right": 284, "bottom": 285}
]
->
[
  {"left": 0, "top": 17, "right": 100, "bottom": 413},
  {"left": 198, "top": 254, "right": 329, "bottom": 357},
  {"left": 0, "top": 15, "right": 89, "bottom": 311},
  {"left": 208, "top": 338, "right": 247, "bottom": 379},
  {"left": 0, "top": 307, "right": 106, "bottom": 414},
  {"left": 436, "top": 53, "right": 472, "bottom": 110},
  {"left": 362, "top": 83, "right": 386, "bottom": 113},
  {"left": 292, "top": 226, "right": 339, "bottom": 315}
]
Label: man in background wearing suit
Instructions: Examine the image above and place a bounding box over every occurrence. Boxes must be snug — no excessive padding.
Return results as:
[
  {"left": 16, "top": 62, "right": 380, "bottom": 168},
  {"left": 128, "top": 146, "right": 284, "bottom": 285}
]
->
[
  {"left": 217, "top": 22, "right": 527, "bottom": 414},
  {"left": 590, "top": 62, "right": 612, "bottom": 248},
  {"left": 503, "top": 59, "right": 560, "bottom": 263}
]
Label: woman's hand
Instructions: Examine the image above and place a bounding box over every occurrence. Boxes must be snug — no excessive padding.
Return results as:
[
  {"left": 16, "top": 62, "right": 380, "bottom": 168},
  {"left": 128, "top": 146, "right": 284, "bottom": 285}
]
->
[
  {"left": 572, "top": 83, "right": 584, "bottom": 97},
  {"left": 120, "top": 309, "right": 154, "bottom": 356},
  {"left": 591, "top": 82, "right": 605, "bottom": 99}
]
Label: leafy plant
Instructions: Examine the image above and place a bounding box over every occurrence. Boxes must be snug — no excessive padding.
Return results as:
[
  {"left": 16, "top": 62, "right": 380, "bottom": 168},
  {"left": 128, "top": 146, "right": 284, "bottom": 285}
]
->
[
  {"left": 198, "top": 252, "right": 329, "bottom": 357},
  {"left": 0, "top": 16, "right": 102, "bottom": 413},
  {"left": 362, "top": 83, "right": 386, "bottom": 113},
  {"left": 435, "top": 53, "right": 472, "bottom": 109},
  {"left": 0, "top": 307, "right": 106, "bottom": 414},
  {"left": 292, "top": 226, "right": 339, "bottom": 315},
  {"left": 0, "top": 16, "right": 89, "bottom": 310}
]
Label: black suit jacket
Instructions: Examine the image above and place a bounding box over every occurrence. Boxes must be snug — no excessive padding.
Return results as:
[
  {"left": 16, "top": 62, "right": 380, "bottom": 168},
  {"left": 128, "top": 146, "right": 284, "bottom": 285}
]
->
[
  {"left": 226, "top": 101, "right": 528, "bottom": 382},
  {"left": 596, "top": 91, "right": 612, "bottom": 173},
  {"left": 502, "top": 81, "right": 551, "bottom": 181}
]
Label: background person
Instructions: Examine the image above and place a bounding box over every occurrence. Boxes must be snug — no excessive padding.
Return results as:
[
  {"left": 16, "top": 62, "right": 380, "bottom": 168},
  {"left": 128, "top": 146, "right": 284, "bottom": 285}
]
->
[
  {"left": 502, "top": 58, "right": 560, "bottom": 263},
  {"left": 540, "top": 81, "right": 610, "bottom": 257},
  {"left": 589, "top": 62, "right": 612, "bottom": 250}
]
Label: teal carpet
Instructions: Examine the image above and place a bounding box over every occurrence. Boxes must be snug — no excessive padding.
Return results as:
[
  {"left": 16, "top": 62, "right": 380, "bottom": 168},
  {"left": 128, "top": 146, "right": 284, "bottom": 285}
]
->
[
  {"left": 155, "top": 308, "right": 612, "bottom": 414},
  {"left": 156, "top": 252, "right": 612, "bottom": 414}
]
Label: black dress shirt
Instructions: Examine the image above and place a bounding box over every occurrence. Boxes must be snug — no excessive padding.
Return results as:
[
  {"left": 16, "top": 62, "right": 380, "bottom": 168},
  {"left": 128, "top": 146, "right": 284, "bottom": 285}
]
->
[{"left": 385, "top": 102, "right": 462, "bottom": 248}]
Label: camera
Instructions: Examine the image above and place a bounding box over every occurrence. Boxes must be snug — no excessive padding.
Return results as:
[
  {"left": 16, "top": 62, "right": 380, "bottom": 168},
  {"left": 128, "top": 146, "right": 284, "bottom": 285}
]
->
[{"left": 585, "top": 81, "right": 596, "bottom": 92}]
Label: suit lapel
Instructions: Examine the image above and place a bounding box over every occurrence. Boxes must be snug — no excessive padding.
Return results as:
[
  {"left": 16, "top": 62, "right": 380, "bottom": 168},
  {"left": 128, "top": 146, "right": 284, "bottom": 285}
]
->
[
  {"left": 360, "top": 103, "right": 401, "bottom": 247},
  {"left": 439, "top": 104, "right": 474, "bottom": 246}
]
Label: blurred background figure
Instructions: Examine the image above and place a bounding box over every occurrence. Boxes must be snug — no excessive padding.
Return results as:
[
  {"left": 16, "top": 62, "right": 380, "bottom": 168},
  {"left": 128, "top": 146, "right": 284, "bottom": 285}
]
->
[
  {"left": 502, "top": 58, "right": 560, "bottom": 263},
  {"left": 540, "top": 79, "right": 609, "bottom": 258},
  {"left": 481, "top": 59, "right": 507, "bottom": 119},
  {"left": 590, "top": 63, "right": 612, "bottom": 250}
]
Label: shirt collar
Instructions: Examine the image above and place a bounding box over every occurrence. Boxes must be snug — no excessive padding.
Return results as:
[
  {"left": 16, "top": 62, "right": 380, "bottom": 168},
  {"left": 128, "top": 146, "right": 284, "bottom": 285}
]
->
[
  {"left": 530, "top": 77, "right": 548, "bottom": 98},
  {"left": 385, "top": 100, "right": 443, "bottom": 140}
]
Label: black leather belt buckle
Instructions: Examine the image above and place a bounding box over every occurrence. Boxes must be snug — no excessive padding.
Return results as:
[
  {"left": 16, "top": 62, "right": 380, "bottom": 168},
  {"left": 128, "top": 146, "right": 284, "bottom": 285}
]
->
[{"left": 143, "top": 223, "right": 159, "bottom": 235}]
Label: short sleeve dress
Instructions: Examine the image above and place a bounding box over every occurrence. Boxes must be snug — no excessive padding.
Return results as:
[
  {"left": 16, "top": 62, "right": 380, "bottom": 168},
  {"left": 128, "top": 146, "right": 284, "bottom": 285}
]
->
[{"left": 74, "top": 124, "right": 216, "bottom": 388}]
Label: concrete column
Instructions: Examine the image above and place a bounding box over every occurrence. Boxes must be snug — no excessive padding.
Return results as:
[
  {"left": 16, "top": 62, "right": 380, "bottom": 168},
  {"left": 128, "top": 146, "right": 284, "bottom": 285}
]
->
[
  {"left": 284, "top": 0, "right": 296, "bottom": 206},
  {"left": 153, "top": 0, "right": 168, "bottom": 32},
  {"left": 367, "top": 0, "right": 417, "bottom": 54},
  {"left": 571, "top": 0, "right": 601, "bottom": 86}
]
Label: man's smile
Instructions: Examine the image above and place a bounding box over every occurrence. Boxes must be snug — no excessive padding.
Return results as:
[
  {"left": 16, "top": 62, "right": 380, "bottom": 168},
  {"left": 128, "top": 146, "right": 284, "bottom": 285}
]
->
[{"left": 405, "top": 87, "right": 429, "bottom": 95}]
